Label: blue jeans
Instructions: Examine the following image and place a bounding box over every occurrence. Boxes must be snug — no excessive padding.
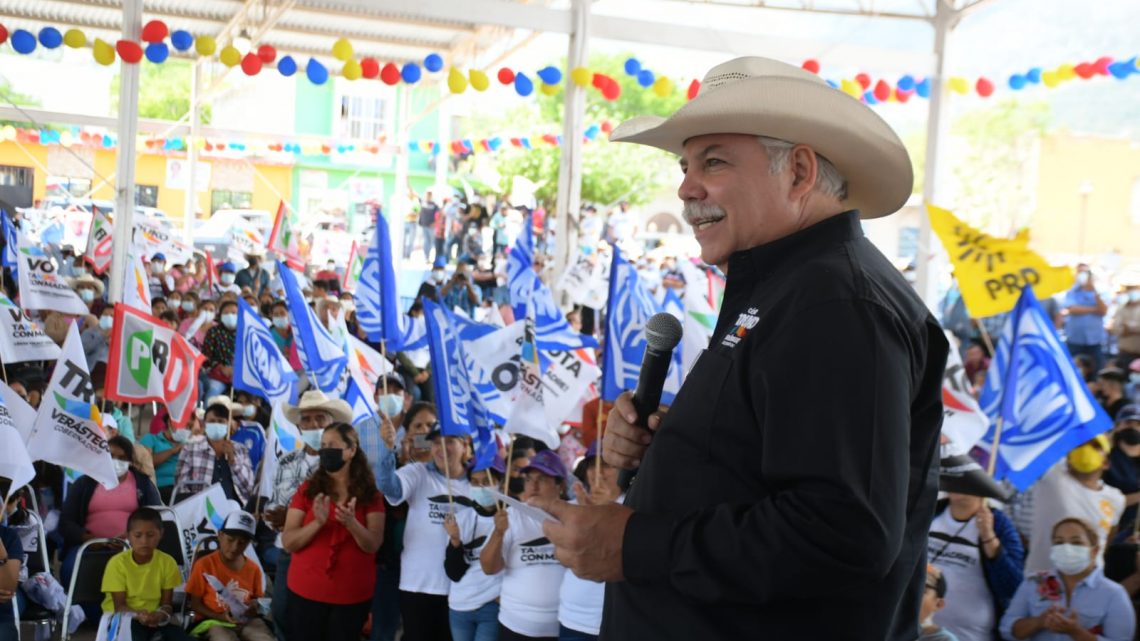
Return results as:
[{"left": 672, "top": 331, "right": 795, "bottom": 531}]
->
[
  {"left": 404, "top": 222, "right": 418, "bottom": 259},
  {"left": 368, "top": 564, "right": 400, "bottom": 641},
  {"left": 421, "top": 226, "right": 435, "bottom": 261},
  {"left": 558, "top": 624, "right": 597, "bottom": 641},
  {"left": 1067, "top": 342, "right": 1104, "bottom": 372},
  {"left": 271, "top": 549, "right": 291, "bottom": 640},
  {"left": 450, "top": 601, "right": 499, "bottom": 641}
]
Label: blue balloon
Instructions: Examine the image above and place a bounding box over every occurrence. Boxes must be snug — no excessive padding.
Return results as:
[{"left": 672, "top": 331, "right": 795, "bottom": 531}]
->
[
  {"left": 170, "top": 30, "right": 193, "bottom": 51},
  {"left": 624, "top": 58, "right": 641, "bottom": 76},
  {"left": 637, "top": 69, "right": 655, "bottom": 88},
  {"left": 402, "top": 63, "right": 422, "bottom": 84},
  {"left": 915, "top": 78, "right": 931, "bottom": 98},
  {"left": 1026, "top": 67, "right": 1043, "bottom": 84},
  {"left": 514, "top": 72, "right": 533, "bottom": 97},
  {"left": 38, "top": 27, "right": 62, "bottom": 49},
  {"left": 408, "top": 141, "right": 420, "bottom": 152},
  {"left": 863, "top": 90, "right": 878, "bottom": 105},
  {"left": 583, "top": 125, "right": 599, "bottom": 140},
  {"left": 431, "top": 144, "right": 441, "bottom": 155},
  {"left": 145, "top": 42, "right": 169, "bottom": 64},
  {"left": 1008, "top": 74, "right": 1026, "bottom": 90},
  {"left": 306, "top": 58, "right": 328, "bottom": 84},
  {"left": 11, "top": 30, "right": 36, "bottom": 54},
  {"left": 536, "top": 66, "right": 562, "bottom": 85},
  {"left": 277, "top": 55, "right": 297, "bottom": 76},
  {"left": 897, "top": 74, "right": 915, "bottom": 91},
  {"left": 102, "top": 135, "right": 114, "bottom": 148},
  {"left": 489, "top": 137, "right": 502, "bottom": 151},
  {"left": 520, "top": 137, "right": 532, "bottom": 149},
  {"left": 1108, "top": 62, "right": 1132, "bottom": 80},
  {"left": 424, "top": 53, "right": 443, "bottom": 72}
]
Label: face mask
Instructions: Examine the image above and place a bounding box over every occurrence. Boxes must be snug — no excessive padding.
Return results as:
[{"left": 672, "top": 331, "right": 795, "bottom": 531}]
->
[
  {"left": 171, "top": 428, "right": 190, "bottom": 444},
  {"left": 220, "top": 273, "right": 236, "bottom": 285},
  {"left": 341, "top": 301, "right": 355, "bottom": 312},
  {"left": 169, "top": 299, "right": 182, "bottom": 308},
  {"left": 99, "top": 316, "right": 114, "bottom": 330},
  {"left": 377, "top": 394, "right": 403, "bottom": 418},
  {"left": 319, "top": 447, "right": 347, "bottom": 472},
  {"left": 151, "top": 263, "right": 165, "bottom": 275},
  {"left": 205, "top": 422, "right": 229, "bottom": 441},
  {"left": 112, "top": 459, "right": 131, "bottom": 478},
  {"left": 1130, "top": 291, "right": 1140, "bottom": 304},
  {"left": 1050, "top": 543, "right": 1092, "bottom": 575},
  {"left": 300, "top": 430, "right": 323, "bottom": 451},
  {"left": 201, "top": 311, "right": 216, "bottom": 323},
  {"left": 432, "top": 270, "right": 445, "bottom": 283},
  {"left": 470, "top": 487, "right": 497, "bottom": 508},
  {"left": 1131, "top": 373, "right": 1140, "bottom": 385},
  {"left": 247, "top": 260, "right": 258, "bottom": 269},
  {"left": 79, "top": 289, "right": 95, "bottom": 303},
  {"left": 182, "top": 301, "right": 195, "bottom": 312},
  {"left": 327, "top": 264, "right": 336, "bottom": 272},
  {"left": 221, "top": 313, "right": 238, "bottom": 330},
  {"left": 1068, "top": 444, "right": 1106, "bottom": 474},
  {"left": 272, "top": 317, "right": 289, "bottom": 329},
  {"left": 1076, "top": 272, "right": 1091, "bottom": 286},
  {"left": 242, "top": 405, "right": 256, "bottom": 418},
  {"left": 508, "top": 477, "right": 525, "bottom": 495},
  {"left": 1117, "top": 429, "right": 1140, "bottom": 447}
]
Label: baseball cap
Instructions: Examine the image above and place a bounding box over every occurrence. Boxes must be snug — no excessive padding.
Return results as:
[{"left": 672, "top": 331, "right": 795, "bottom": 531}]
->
[
  {"left": 220, "top": 262, "right": 237, "bottom": 273},
  {"left": 1117, "top": 404, "right": 1140, "bottom": 424},
  {"left": 375, "top": 372, "right": 406, "bottom": 393},
  {"left": 432, "top": 257, "right": 447, "bottom": 269},
  {"left": 151, "top": 253, "right": 166, "bottom": 263},
  {"left": 220, "top": 510, "right": 257, "bottom": 538},
  {"left": 520, "top": 450, "right": 568, "bottom": 480},
  {"left": 1097, "top": 367, "right": 1127, "bottom": 383}
]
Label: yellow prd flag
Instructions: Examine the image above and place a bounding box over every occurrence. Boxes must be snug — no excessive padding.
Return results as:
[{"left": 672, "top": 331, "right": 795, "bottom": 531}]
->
[{"left": 927, "top": 204, "right": 1074, "bottom": 318}]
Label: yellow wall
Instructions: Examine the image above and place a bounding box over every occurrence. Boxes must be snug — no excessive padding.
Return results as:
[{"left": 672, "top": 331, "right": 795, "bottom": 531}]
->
[
  {"left": 0, "top": 141, "right": 292, "bottom": 223},
  {"left": 1031, "top": 133, "right": 1140, "bottom": 261}
]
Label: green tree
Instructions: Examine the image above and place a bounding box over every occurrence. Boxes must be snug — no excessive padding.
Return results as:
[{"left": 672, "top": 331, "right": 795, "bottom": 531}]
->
[
  {"left": 0, "top": 77, "right": 42, "bottom": 127},
  {"left": 460, "top": 53, "right": 686, "bottom": 207},
  {"left": 111, "top": 59, "right": 211, "bottom": 123}
]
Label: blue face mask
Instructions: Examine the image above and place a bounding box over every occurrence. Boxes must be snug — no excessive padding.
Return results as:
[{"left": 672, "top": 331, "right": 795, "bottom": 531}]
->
[
  {"left": 470, "top": 486, "right": 497, "bottom": 508},
  {"left": 204, "top": 422, "right": 229, "bottom": 441},
  {"left": 300, "top": 430, "right": 323, "bottom": 451},
  {"left": 377, "top": 394, "right": 403, "bottom": 418}
]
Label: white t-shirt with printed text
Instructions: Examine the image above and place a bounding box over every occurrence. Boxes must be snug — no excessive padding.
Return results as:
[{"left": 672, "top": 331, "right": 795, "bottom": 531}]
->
[
  {"left": 927, "top": 510, "right": 995, "bottom": 641},
  {"left": 1025, "top": 463, "right": 1125, "bottom": 575},
  {"left": 498, "top": 508, "right": 566, "bottom": 638},
  {"left": 392, "top": 462, "right": 472, "bottom": 595},
  {"left": 448, "top": 508, "right": 503, "bottom": 612}
]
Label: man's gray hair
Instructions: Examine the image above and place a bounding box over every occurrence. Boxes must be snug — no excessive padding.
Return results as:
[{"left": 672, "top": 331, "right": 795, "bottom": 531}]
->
[{"left": 757, "top": 136, "right": 848, "bottom": 201}]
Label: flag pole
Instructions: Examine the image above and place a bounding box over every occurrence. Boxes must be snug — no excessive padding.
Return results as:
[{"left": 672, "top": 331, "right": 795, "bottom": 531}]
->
[
  {"left": 977, "top": 322, "right": 1002, "bottom": 476},
  {"left": 594, "top": 395, "right": 604, "bottom": 489},
  {"left": 485, "top": 469, "right": 503, "bottom": 511},
  {"left": 0, "top": 360, "right": 8, "bottom": 386},
  {"left": 502, "top": 433, "right": 514, "bottom": 497},
  {"left": 441, "top": 430, "right": 455, "bottom": 513}
]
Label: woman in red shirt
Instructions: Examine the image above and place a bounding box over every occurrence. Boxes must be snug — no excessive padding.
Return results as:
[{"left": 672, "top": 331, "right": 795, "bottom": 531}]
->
[{"left": 282, "top": 422, "right": 385, "bottom": 641}]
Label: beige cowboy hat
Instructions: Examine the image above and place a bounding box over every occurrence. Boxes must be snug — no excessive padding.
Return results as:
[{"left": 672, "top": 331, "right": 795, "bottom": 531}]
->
[
  {"left": 67, "top": 273, "right": 105, "bottom": 296},
  {"left": 610, "top": 56, "right": 913, "bottom": 219},
  {"left": 245, "top": 246, "right": 266, "bottom": 258},
  {"left": 205, "top": 395, "right": 243, "bottom": 413},
  {"left": 283, "top": 390, "right": 353, "bottom": 425}
]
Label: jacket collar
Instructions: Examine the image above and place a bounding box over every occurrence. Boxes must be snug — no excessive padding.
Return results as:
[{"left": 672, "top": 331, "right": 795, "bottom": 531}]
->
[{"left": 726, "top": 210, "right": 862, "bottom": 281}]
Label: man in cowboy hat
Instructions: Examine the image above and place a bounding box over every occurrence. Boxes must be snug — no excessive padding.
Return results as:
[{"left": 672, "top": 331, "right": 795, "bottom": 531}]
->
[
  {"left": 533, "top": 57, "right": 949, "bottom": 639},
  {"left": 69, "top": 272, "right": 107, "bottom": 316},
  {"left": 264, "top": 389, "right": 352, "bottom": 639},
  {"left": 235, "top": 247, "right": 270, "bottom": 298}
]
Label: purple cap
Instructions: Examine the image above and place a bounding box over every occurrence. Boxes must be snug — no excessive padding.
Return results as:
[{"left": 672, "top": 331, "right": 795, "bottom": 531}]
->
[
  {"left": 583, "top": 441, "right": 598, "bottom": 460},
  {"left": 519, "top": 450, "right": 567, "bottom": 480}
]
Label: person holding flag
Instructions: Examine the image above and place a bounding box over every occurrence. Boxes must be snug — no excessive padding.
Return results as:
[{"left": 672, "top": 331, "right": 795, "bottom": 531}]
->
[{"left": 202, "top": 300, "right": 240, "bottom": 398}]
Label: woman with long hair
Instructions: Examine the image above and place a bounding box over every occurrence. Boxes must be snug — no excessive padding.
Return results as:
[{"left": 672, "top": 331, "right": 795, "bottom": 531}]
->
[{"left": 282, "top": 423, "right": 386, "bottom": 641}]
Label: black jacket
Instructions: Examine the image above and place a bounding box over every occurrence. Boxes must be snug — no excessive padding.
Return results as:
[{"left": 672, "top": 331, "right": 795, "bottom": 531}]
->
[
  {"left": 602, "top": 212, "right": 949, "bottom": 640},
  {"left": 60, "top": 468, "right": 162, "bottom": 549}
]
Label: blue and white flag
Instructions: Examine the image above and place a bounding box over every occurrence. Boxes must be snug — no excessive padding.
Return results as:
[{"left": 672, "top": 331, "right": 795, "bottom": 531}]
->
[
  {"left": 233, "top": 299, "right": 298, "bottom": 406},
  {"left": 602, "top": 247, "right": 682, "bottom": 403},
  {"left": 277, "top": 260, "right": 348, "bottom": 393},
  {"left": 344, "top": 377, "right": 378, "bottom": 426},
  {"left": 355, "top": 215, "right": 406, "bottom": 351},
  {"left": 423, "top": 299, "right": 496, "bottom": 439},
  {"left": 977, "top": 287, "right": 1113, "bottom": 490},
  {"left": 0, "top": 209, "right": 17, "bottom": 275},
  {"left": 504, "top": 303, "right": 560, "bottom": 448},
  {"left": 507, "top": 215, "right": 536, "bottom": 322}
]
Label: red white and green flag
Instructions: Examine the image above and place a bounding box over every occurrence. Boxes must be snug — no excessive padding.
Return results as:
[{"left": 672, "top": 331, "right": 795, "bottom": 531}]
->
[
  {"left": 105, "top": 304, "right": 206, "bottom": 427},
  {"left": 267, "top": 201, "right": 303, "bottom": 270},
  {"left": 85, "top": 206, "right": 113, "bottom": 275},
  {"left": 342, "top": 240, "right": 366, "bottom": 291}
]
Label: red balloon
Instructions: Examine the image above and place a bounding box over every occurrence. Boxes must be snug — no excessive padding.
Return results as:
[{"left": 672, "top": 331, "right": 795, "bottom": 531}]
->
[
  {"left": 542, "top": 134, "right": 558, "bottom": 145},
  {"left": 801, "top": 59, "right": 821, "bottom": 74},
  {"left": 975, "top": 77, "right": 994, "bottom": 97},
  {"left": 602, "top": 81, "right": 621, "bottom": 101},
  {"left": 141, "top": 20, "right": 168, "bottom": 43},
  {"left": 241, "top": 52, "right": 262, "bottom": 76},
  {"left": 116, "top": 40, "right": 143, "bottom": 63},
  {"left": 1074, "top": 63, "right": 1095, "bottom": 79},
  {"left": 687, "top": 79, "right": 700, "bottom": 100},
  {"left": 1093, "top": 56, "right": 1113, "bottom": 76},
  {"left": 600, "top": 120, "right": 614, "bottom": 133},
  {"left": 510, "top": 137, "right": 522, "bottom": 147},
  {"left": 360, "top": 58, "right": 379, "bottom": 79},
  {"left": 894, "top": 88, "right": 911, "bottom": 103},
  {"left": 497, "top": 68, "right": 515, "bottom": 84},
  {"left": 592, "top": 73, "right": 607, "bottom": 90},
  {"left": 320, "top": 144, "right": 331, "bottom": 154},
  {"left": 451, "top": 141, "right": 464, "bottom": 154},
  {"left": 0, "top": 25, "right": 8, "bottom": 46},
  {"left": 380, "top": 63, "right": 400, "bottom": 85},
  {"left": 855, "top": 73, "right": 871, "bottom": 90},
  {"left": 873, "top": 79, "right": 891, "bottom": 102},
  {"left": 257, "top": 45, "right": 276, "bottom": 64}
]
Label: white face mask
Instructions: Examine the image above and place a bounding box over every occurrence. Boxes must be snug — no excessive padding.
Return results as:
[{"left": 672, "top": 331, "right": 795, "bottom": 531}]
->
[
  {"left": 113, "top": 459, "right": 131, "bottom": 478},
  {"left": 221, "top": 313, "right": 238, "bottom": 330},
  {"left": 220, "top": 273, "right": 236, "bottom": 285},
  {"left": 171, "top": 428, "right": 190, "bottom": 444},
  {"left": 205, "top": 422, "right": 229, "bottom": 441},
  {"left": 300, "top": 429, "right": 323, "bottom": 451},
  {"left": 377, "top": 394, "right": 404, "bottom": 418},
  {"left": 201, "top": 310, "right": 216, "bottom": 323},
  {"left": 272, "top": 317, "right": 289, "bottom": 329},
  {"left": 1130, "top": 290, "right": 1140, "bottom": 304},
  {"left": 242, "top": 405, "right": 256, "bottom": 418},
  {"left": 1050, "top": 543, "right": 1092, "bottom": 575},
  {"left": 1076, "top": 272, "right": 1091, "bottom": 286},
  {"left": 79, "top": 289, "right": 95, "bottom": 303},
  {"left": 169, "top": 299, "right": 182, "bottom": 308},
  {"left": 99, "top": 316, "right": 114, "bottom": 330},
  {"left": 182, "top": 301, "right": 195, "bottom": 312},
  {"left": 432, "top": 270, "right": 445, "bottom": 283},
  {"left": 151, "top": 263, "right": 165, "bottom": 275},
  {"left": 341, "top": 300, "right": 355, "bottom": 312}
]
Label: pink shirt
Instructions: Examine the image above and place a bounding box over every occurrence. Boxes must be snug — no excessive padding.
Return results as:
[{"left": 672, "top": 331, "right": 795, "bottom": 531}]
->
[{"left": 85, "top": 472, "right": 138, "bottom": 539}]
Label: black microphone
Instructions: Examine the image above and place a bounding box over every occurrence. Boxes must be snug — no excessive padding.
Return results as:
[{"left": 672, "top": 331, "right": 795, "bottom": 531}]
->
[{"left": 617, "top": 312, "right": 683, "bottom": 491}]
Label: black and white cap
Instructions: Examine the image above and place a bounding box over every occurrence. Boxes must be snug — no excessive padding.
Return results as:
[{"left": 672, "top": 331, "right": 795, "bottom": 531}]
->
[{"left": 220, "top": 510, "right": 257, "bottom": 538}]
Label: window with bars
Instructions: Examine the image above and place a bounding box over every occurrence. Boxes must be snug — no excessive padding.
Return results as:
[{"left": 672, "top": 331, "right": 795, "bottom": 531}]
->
[
  {"left": 338, "top": 94, "right": 389, "bottom": 140},
  {"left": 211, "top": 190, "right": 252, "bottom": 214},
  {"left": 135, "top": 185, "right": 159, "bottom": 208},
  {"left": 0, "top": 165, "right": 33, "bottom": 188},
  {"left": 46, "top": 176, "right": 91, "bottom": 199}
]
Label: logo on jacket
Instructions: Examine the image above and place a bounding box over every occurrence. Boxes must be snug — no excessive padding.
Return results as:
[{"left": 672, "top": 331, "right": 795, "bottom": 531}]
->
[
  {"left": 518, "top": 536, "right": 559, "bottom": 565},
  {"left": 721, "top": 307, "right": 760, "bottom": 348}
]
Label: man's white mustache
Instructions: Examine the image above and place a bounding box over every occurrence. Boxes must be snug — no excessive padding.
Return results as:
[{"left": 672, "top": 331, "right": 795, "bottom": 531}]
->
[{"left": 683, "top": 202, "right": 727, "bottom": 225}]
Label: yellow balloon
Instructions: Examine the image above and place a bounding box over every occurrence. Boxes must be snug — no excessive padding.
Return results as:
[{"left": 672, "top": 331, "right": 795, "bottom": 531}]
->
[
  {"left": 195, "top": 35, "right": 216, "bottom": 57},
  {"left": 469, "top": 69, "right": 490, "bottom": 92},
  {"left": 840, "top": 79, "right": 862, "bottom": 98},
  {"left": 63, "top": 28, "right": 86, "bottom": 48},
  {"left": 570, "top": 67, "right": 592, "bottom": 87},
  {"left": 539, "top": 82, "right": 559, "bottom": 96},
  {"left": 332, "top": 38, "right": 353, "bottom": 62},
  {"left": 93, "top": 38, "right": 116, "bottom": 66},
  {"left": 448, "top": 67, "right": 468, "bottom": 94},
  {"left": 948, "top": 77, "right": 969, "bottom": 95},
  {"left": 59, "top": 131, "right": 74, "bottom": 148},
  {"left": 342, "top": 59, "right": 362, "bottom": 80},
  {"left": 194, "top": 137, "right": 207, "bottom": 151},
  {"left": 1042, "top": 70, "right": 1060, "bottom": 88},
  {"left": 1, "top": 125, "right": 15, "bottom": 141},
  {"left": 1057, "top": 63, "right": 1076, "bottom": 81},
  {"left": 652, "top": 76, "right": 673, "bottom": 97},
  {"left": 219, "top": 45, "right": 241, "bottom": 67}
]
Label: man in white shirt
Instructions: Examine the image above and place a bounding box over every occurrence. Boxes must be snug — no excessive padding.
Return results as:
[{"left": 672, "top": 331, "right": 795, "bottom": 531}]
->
[{"left": 1024, "top": 435, "right": 1125, "bottom": 574}]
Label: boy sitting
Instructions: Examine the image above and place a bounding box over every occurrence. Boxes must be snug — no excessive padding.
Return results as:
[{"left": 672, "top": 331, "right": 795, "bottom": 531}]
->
[
  {"left": 185, "top": 511, "right": 273, "bottom": 641},
  {"left": 101, "top": 507, "right": 190, "bottom": 640}
]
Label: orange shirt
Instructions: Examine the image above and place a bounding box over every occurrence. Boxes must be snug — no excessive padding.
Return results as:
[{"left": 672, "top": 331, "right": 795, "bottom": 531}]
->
[{"left": 185, "top": 551, "right": 263, "bottom": 617}]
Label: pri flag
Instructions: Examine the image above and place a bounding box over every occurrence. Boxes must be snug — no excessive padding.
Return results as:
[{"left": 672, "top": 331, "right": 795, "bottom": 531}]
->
[
  {"left": 85, "top": 207, "right": 113, "bottom": 275},
  {"left": 940, "top": 332, "right": 991, "bottom": 458},
  {"left": 15, "top": 228, "right": 88, "bottom": 315},
  {"left": 27, "top": 323, "right": 118, "bottom": 488},
  {"left": 123, "top": 252, "right": 152, "bottom": 313},
  {"left": 927, "top": 204, "right": 1074, "bottom": 318},
  {"left": 0, "top": 292, "right": 62, "bottom": 363},
  {"left": 343, "top": 241, "right": 366, "bottom": 292},
  {"left": 268, "top": 201, "right": 303, "bottom": 269},
  {"left": 233, "top": 299, "right": 299, "bottom": 406},
  {"left": 105, "top": 304, "right": 206, "bottom": 427},
  {"left": 977, "top": 287, "right": 1113, "bottom": 490}
]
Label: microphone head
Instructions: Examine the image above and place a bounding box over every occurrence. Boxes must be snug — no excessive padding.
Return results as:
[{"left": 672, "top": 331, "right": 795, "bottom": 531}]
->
[{"left": 645, "top": 312, "right": 683, "bottom": 352}]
